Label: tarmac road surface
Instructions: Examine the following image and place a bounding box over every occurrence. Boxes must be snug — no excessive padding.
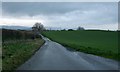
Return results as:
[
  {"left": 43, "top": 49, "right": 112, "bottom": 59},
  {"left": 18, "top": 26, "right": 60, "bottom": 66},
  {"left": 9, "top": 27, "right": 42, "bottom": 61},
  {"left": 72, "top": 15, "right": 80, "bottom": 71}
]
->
[{"left": 17, "top": 36, "right": 119, "bottom": 70}]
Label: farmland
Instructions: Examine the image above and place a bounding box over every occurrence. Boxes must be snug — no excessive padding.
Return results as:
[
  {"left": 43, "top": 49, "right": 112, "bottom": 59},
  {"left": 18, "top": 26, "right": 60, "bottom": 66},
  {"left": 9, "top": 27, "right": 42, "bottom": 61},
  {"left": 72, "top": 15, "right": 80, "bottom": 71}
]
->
[
  {"left": 2, "top": 29, "right": 44, "bottom": 71},
  {"left": 42, "top": 30, "right": 119, "bottom": 61}
]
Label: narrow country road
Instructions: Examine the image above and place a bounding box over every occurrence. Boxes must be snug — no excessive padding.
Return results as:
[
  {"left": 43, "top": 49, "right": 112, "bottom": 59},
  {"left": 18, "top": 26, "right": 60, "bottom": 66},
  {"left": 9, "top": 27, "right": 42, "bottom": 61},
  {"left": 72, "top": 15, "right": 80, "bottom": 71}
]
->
[{"left": 17, "top": 36, "right": 119, "bottom": 70}]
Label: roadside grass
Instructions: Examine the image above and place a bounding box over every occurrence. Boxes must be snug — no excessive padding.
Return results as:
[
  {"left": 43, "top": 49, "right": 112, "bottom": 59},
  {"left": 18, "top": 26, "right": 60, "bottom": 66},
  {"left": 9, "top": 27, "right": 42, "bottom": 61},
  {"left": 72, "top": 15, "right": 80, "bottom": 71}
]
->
[
  {"left": 42, "top": 30, "right": 119, "bottom": 61},
  {"left": 2, "top": 39, "right": 44, "bottom": 71},
  {"left": 2, "top": 29, "right": 45, "bottom": 71},
  {"left": 0, "top": 30, "right": 2, "bottom": 71}
]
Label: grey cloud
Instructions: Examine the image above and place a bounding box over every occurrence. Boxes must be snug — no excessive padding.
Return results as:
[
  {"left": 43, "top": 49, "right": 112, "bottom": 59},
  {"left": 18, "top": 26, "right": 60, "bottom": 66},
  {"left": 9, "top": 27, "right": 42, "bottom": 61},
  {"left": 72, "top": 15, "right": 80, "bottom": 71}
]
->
[
  {"left": 2, "top": 0, "right": 119, "bottom": 2},
  {"left": 2, "top": 2, "right": 118, "bottom": 30},
  {"left": 2, "top": 2, "right": 117, "bottom": 15}
]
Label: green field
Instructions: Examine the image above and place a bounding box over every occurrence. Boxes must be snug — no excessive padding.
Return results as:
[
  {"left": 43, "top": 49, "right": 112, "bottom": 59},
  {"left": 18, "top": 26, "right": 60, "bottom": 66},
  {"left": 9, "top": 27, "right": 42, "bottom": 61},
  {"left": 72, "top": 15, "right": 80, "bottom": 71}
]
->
[
  {"left": 2, "top": 29, "right": 45, "bottom": 71},
  {"left": 42, "top": 30, "right": 119, "bottom": 61}
]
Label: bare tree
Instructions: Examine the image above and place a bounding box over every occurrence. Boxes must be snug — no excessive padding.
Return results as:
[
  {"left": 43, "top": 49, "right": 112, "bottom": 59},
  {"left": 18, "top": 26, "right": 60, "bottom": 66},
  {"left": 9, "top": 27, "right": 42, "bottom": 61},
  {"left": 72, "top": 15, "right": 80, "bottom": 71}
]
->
[
  {"left": 32, "top": 22, "right": 45, "bottom": 39},
  {"left": 77, "top": 26, "right": 85, "bottom": 30},
  {"left": 32, "top": 22, "right": 45, "bottom": 34}
]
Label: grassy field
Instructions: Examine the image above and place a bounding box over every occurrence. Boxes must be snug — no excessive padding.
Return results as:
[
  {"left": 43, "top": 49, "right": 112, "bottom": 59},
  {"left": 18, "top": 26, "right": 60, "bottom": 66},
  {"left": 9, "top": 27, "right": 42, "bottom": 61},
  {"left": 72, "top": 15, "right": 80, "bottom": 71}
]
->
[
  {"left": 42, "top": 30, "right": 119, "bottom": 61},
  {"left": 2, "top": 29, "right": 44, "bottom": 71}
]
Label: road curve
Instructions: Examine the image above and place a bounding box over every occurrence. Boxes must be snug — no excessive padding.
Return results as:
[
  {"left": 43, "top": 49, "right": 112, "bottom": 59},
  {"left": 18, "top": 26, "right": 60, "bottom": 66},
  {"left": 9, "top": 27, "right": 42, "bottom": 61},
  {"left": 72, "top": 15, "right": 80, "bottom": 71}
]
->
[{"left": 17, "top": 36, "right": 119, "bottom": 70}]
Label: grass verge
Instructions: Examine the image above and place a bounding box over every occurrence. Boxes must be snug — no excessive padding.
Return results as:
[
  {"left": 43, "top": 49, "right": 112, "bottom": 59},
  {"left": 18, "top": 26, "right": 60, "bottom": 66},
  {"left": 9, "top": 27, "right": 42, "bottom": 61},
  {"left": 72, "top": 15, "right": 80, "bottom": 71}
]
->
[{"left": 2, "top": 39, "right": 44, "bottom": 71}]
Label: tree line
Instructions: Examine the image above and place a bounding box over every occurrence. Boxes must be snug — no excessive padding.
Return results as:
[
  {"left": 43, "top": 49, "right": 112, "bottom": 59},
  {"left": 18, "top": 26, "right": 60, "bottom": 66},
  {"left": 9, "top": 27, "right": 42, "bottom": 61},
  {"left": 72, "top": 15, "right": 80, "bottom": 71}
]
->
[{"left": 32, "top": 22, "right": 85, "bottom": 32}]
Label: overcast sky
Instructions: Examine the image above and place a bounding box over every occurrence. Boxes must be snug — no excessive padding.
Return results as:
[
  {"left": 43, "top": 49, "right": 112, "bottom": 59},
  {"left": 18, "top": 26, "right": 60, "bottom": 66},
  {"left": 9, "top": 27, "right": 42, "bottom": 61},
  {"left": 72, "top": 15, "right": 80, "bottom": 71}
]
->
[
  {"left": 1, "top": 0, "right": 119, "bottom": 2},
  {"left": 0, "top": 2, "right": 118, "bottom": 30}
]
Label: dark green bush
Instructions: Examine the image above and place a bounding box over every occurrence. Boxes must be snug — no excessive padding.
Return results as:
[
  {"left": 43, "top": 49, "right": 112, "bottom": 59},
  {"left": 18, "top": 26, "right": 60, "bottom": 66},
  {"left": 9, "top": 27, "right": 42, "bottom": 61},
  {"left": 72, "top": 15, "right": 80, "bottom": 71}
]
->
[{"left": 2, "top": 29, "right": 41, "bottom": 41}]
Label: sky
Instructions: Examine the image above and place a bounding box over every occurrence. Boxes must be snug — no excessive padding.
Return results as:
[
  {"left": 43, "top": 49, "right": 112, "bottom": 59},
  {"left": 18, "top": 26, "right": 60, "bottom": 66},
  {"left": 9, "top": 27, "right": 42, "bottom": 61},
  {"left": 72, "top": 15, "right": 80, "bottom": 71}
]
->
[
  {"left": 0, "top": 1, "right": 119, "bottom": 30},
  {"left": 1, "top": 0, "right": 120, "bottom": 2}
]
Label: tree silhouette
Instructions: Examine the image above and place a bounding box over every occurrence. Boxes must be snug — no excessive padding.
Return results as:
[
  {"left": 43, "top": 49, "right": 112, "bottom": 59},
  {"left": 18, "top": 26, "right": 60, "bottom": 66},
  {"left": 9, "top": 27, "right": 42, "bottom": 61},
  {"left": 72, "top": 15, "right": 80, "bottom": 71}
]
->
[
  {"left": 77, "top": 26, "right": 85, "bottom": 30},
  {"left": 32, "top": 22, "right": 45, "bottom": 34}
]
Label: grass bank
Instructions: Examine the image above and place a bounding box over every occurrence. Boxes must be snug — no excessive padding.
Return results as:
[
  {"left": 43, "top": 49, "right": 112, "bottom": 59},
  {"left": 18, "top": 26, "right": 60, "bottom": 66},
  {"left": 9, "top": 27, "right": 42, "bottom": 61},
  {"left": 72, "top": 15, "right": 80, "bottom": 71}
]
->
[
  {"left": 42, "top": 30, "right": 119, "bottom": 61},
  {"left": 2, "top": 29, "right": 45, "bottom": 71}
]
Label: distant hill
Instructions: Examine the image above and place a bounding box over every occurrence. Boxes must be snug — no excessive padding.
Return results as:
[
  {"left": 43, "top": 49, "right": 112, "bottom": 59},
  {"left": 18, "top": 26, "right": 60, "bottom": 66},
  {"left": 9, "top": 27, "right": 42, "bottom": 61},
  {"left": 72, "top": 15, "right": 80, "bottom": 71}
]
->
[
  {"left": 0, "top": 25, "right": 32, "bottom": 30},
  {"left": 0, "top": 25, "right": 62, "bottom": 30},
  {"left": 45, "top": 27, "right": 62, "bottom": 30}
]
